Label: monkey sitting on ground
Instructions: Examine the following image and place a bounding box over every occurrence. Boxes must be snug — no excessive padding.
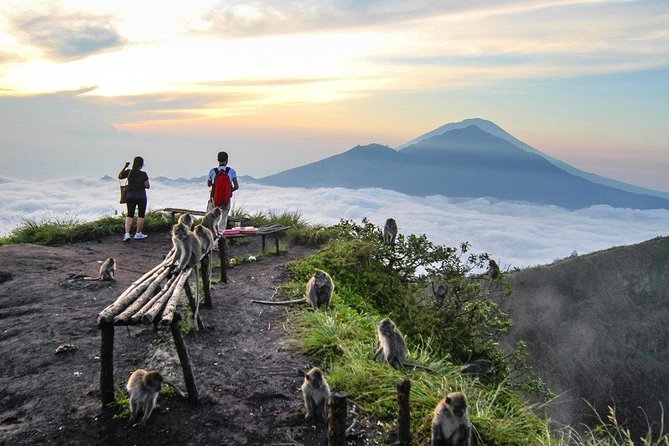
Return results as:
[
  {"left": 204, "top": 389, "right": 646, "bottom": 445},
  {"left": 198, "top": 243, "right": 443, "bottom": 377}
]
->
[
  {"left": 177, "top": 213, "right": 194, "bottom": 229},
  {"left": 383, "top": 218, "right": 398, "bottom": 245},
  {"left": 201, "top": 207, "right": 223, "bottom": 236},
  {"left": 431, "top": 391, "right": 472, "bottom": 446},
  {"left": 126, "top": 369, "right": 186, "bottom": 426},
  {"left": 83, "top": 257, "right": 116, "bottom": 281},
  {"left": 170, "top": 223, "right": 202, "bottom": 272},
  {"left": 300, "top": 367, "right": 331, "bottom": 423},
  {"left": 373, "top": 318, "right": 407, "bottom": 369},
  {"left": 126, "top": 369, "right": 164, "bottom": 426},
  {"left": 252, "top": 270, "right": 334, "bottom": 309},
  {"left": 373, "top": 318, "right": 435, "bottom": 372}
]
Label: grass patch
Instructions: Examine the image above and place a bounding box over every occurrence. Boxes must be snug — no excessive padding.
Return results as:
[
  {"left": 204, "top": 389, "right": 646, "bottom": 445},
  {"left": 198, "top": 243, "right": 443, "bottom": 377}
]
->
[
  {"left": 280, "top": 219, "right": 668, "bottom": 445},
  {"left": 0, "top": 210, "right": 173, "bottom": 246}
]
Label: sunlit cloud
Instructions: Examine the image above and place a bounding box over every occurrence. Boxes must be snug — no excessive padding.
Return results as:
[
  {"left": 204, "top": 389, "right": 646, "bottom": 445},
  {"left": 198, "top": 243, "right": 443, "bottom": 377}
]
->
[
  {"left": 1, "top": 177, "right": 667, "bottom": 269},
  {"left": 9, "top": 7, "right": 125, "bottom": 61}
]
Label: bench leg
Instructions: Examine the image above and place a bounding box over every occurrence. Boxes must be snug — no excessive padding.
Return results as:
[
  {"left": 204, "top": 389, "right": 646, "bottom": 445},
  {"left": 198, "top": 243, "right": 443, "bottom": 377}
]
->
[
  {"left": 218, "top": 237, "right": 228, "bottom": 283},
  {"left": 99, "top": 321, "right": 115, "bottom": 406},
  {"left": 171, "top": 318, "right": 199, "bottom": 403}
]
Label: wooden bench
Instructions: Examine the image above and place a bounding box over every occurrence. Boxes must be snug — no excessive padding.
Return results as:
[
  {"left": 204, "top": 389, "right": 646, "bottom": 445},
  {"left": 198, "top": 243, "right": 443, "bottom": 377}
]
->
[
  {"left": 158, "top": 209, "right": 289, "bottom": 283},
  {"left": 217, "top": 224, "right": 290, "bottom": 283},
  {"left": 159, "top": 207, "right": 246, "bottom": 228}
]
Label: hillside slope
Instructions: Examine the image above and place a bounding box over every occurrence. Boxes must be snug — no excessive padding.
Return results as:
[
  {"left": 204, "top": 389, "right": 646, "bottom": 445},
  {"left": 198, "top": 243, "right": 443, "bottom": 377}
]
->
[{"left": 504, "top": 236, "right": 669, "bottom": 438}]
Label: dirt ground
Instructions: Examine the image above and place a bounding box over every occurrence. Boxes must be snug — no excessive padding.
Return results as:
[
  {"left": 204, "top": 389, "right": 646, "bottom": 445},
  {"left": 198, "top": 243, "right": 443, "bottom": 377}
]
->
[{"left": 0, "top": 231, "right": 380, "bottom": 445}]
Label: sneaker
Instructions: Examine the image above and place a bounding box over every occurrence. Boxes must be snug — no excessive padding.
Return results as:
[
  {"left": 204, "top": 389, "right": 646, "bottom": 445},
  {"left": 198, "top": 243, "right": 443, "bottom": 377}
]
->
[
  {"left": 134, "top": 232, "right": 147, "bottom": 240},
  {"left": 123, "top": 233, "right": 131, "bottom": 242}
]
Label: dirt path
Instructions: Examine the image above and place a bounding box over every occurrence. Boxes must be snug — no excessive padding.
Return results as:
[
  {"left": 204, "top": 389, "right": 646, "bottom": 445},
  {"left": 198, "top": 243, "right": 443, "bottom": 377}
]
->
[{"left": 0, "top": 232, "right": 338, "bottom": 445}]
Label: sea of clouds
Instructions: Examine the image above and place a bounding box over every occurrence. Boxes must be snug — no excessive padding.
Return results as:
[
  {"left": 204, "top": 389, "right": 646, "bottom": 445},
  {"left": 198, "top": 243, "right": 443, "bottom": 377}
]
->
[{"left": 1, "top": 175, "right": 667, "bottom": 269}]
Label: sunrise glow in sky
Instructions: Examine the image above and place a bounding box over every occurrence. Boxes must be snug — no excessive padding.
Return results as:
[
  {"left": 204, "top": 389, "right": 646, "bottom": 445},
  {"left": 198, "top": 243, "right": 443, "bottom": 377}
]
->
[{"left": 1, "top": 0, "right": 668, "bottom": 191}]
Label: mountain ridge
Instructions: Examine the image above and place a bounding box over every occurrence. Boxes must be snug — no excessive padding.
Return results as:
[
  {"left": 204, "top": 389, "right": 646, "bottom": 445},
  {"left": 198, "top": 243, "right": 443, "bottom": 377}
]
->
[
  {"left": 400, "top": 118, "right": 669, "bottom": 200},
  {"left": 258, "top": 120, "right": 669, "bottom": 210}
]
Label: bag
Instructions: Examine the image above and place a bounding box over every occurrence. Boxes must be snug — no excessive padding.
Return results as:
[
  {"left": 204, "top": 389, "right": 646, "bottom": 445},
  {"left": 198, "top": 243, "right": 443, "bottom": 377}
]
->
[
  {"left": 119, "top": 181, "right": 128, "bottom": 204},
  {"left": 211, "top": 166, "right": 232, "bottom": 207}
]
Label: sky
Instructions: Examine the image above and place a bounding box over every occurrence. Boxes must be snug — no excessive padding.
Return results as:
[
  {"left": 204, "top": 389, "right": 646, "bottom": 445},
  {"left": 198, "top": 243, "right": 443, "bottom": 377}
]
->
[
  {"left": 1, "top": 176, "right": 667, "bottom": 269},
  {"left": 0, "top": 1, "right": 668, "bottom": 192}
]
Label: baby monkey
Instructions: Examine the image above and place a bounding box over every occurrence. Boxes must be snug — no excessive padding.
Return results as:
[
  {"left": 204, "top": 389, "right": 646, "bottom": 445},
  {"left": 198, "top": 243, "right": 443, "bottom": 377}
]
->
[
  {"left": 300, "top": 367, "right": 331, "bottom": 423},
  {"left": 177, "top": 213, "right": 194, "bottom": 229},
  {"left": 83, "top": 257, "right": 116, "bottom": 281},
  {"left": 431, "top": 391, "right": 472, "bottom": 446}
]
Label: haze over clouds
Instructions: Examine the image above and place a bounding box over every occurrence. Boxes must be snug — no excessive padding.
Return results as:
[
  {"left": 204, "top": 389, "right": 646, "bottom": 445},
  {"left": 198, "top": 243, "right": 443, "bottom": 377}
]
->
[
  {"left": 1, "top": 176, "right": 667, "bottom": 269},
  {"left": 0, "top": 1, "right": 667, "bottom": 191}
]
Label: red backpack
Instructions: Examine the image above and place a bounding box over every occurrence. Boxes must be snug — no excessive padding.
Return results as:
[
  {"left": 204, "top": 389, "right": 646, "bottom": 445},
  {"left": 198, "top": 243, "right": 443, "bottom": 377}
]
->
[{"left": 211, "top": 166, "right": 232, "bottom": 207}]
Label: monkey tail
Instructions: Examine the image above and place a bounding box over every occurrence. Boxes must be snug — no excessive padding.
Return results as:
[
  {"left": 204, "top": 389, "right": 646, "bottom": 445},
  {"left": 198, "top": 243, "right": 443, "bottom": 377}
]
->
[
  {"left": 193, "top": 265, "right": 200, "bottom": 331},
  {"left": 250, "top": 298, "right": 307, "bottom": 306}
]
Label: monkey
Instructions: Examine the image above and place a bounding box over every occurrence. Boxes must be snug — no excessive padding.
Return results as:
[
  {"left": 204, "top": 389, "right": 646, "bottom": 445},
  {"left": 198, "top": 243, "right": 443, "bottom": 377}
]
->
[
  {"left": 372, "top": 318, "right": 435, "bottom": 372},
  {"left": 485, "top": 260, "right": 500, "bottom": 280},
  {"left": 300, "top": 367, "right": 331, "bottom": 423},
  {"left": 83, "top": 257, "right": 116, "bottom": 281},
  {"left": 431, "top": 280, "right": 449, "bottom": 308},
  {"left": 201, "top": 206, "right": 223, "bottom": 236},
  {"left": 193, "top": 224, "right": 215, "bottom": 258},
  {"left": 177, "top": 212, "right": 194, "bottom": 229},
  {"left": 383, "top": 218, "right": 398, "bottom": 245},
  {"left": 373, "top": 318, "right": 407, "bottom": 369},
  {"left": 431, "top": 391, "right": 472, "bottom": 446},
  {"left": 170, "top": 223, "right": 202, "bottom": 272},
  {"left": 251, "top": 270, "right": 334, "bottom": 309},
  {"left": 126, "top": 369, "right": 164, "bottom": 426}
]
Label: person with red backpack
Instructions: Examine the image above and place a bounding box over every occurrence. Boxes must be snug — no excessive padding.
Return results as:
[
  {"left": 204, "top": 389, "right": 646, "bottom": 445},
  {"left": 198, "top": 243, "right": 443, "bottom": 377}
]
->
[{"left": 207, "top": 151, "right": 239, "bottom": 232}]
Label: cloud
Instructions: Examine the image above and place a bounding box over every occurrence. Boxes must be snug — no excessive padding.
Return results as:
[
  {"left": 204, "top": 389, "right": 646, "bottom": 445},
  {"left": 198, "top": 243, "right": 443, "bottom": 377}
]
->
[
  {"left": 1, "top": 176, "right": 667, "bottom": 269},
  {"left": 11, "top": 9, "right": 125, "bottom": 61}
]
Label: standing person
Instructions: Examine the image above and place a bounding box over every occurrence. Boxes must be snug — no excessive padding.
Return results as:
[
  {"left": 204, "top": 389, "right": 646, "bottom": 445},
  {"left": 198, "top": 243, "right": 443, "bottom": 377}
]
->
[
  {"left": 118, "top": 156, "right": 150, "bottom": 241},
  {"left": 207, "top": 151, "right": 239, "bottom": 232}
]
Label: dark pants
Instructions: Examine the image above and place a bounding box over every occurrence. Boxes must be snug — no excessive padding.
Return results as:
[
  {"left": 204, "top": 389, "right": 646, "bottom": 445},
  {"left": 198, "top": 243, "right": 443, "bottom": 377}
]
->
[{"left": 126, "top": 198, "right": 147, "bottom": 218}]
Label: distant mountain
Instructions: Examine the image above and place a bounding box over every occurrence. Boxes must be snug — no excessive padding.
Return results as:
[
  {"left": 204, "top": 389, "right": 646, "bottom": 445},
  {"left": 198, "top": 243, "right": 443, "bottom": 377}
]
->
[
  {"left": 504, "top": 236, "right": 669, "bottom": 438},
  {"left": 400, "top": 118, "right": 669, "bottom": 200},
  {"left": 259, "top": 122, "right": 669, "bottom": 210}
]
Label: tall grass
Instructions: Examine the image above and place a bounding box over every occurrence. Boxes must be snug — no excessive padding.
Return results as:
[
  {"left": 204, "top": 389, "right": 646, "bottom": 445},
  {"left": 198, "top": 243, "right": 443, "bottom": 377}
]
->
[{"left": 0, "top": 210, "right": 173, "bottom": 245}]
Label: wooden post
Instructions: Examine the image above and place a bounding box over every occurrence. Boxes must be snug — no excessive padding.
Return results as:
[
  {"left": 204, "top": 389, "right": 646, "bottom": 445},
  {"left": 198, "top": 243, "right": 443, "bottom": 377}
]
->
[
  {"left": 274, "top": 233, "right": 280, "bottom": 254},
  {"left": 99, "top": 320, "right": 115, "bottom": 406},
  {"left": 170, "top": 316, "right": 199, "bottom": 403},
  {"left": 201, "top": 254, "right": 212, "bottom": 308},
  {"left": 218, "top": 237, "right": 228, "bottom": 283},
  {"left": 183, "top": 279, "right": 204, "bottom": 330},
  {"left": 261, "top": 234, "right": 266, "bottom": 252},
  {"left": 328, "top": 392, "right": 348, "bottom": 446},
  {"left": 397, "top": 378, "right": 411, "bottom": 446}
]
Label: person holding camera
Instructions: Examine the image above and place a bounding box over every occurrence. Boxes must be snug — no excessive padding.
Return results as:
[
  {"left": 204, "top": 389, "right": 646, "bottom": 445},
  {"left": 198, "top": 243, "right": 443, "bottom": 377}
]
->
[{"left": 117, "top": 156, "right": 150, "bottom": 241}]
